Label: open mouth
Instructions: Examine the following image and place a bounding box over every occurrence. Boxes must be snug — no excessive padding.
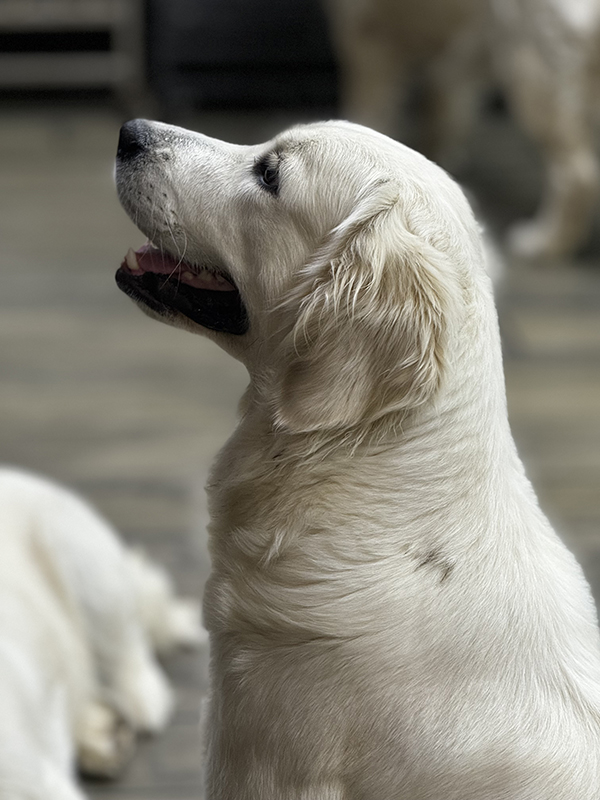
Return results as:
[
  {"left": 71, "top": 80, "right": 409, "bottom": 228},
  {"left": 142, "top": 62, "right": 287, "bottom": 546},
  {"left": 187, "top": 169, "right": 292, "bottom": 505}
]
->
[{"left": 115, "top": 244, "right": 249, "bottom": 335}]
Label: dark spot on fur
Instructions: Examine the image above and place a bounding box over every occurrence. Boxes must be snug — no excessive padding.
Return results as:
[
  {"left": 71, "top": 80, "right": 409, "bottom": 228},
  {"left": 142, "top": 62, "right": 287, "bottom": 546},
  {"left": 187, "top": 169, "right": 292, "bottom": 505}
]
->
[
  {"left": 417, "top": 550, "right": 438, "bottom": 569},
  {"left": 415, "top": 549, "right": 454, "bottom": 585}
]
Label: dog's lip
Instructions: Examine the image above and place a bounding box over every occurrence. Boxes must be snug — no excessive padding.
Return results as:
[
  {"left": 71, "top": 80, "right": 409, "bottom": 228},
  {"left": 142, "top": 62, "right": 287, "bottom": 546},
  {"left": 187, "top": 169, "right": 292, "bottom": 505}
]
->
[
  {"left": 116, "top": 242, "right": 249, "bottom": 335},
  {"left": 120, "top": 243, "right": 237, "bottom": 292}
]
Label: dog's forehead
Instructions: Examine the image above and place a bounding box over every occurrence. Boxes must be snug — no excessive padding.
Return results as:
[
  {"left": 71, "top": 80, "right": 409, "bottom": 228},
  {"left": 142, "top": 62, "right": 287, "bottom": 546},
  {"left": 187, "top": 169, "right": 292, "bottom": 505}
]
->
[
  {"left": 265, "top": 122, "right": 397, "bottom": 196},
  {"left": 273, "top": 121, "right": 385, "bottom": 158},
  {"left": 271, "top": 121, "right": 434, "bottom": 181}
]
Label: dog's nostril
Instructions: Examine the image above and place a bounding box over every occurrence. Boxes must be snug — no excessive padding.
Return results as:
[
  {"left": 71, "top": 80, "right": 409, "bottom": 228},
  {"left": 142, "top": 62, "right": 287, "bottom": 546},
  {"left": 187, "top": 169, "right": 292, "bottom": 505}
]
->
[{"left": 117, "top": 119, "right": 152, "bottom": 161}]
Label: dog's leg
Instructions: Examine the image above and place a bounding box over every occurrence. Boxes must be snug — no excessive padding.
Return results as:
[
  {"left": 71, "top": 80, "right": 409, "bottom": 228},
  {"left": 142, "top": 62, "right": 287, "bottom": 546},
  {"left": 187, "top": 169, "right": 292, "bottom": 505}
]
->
[
  {"left": 423, "top": 23, "right": 487, "bottom": 170},
  {"left": 500, "top": 40, "right": 599, "bottom": 259},
  {"left": 338, "top": 38, "right": 406, "bottom": 138},
  {"left": 327, "top": 2, "right": 407, "bottom": 138}
]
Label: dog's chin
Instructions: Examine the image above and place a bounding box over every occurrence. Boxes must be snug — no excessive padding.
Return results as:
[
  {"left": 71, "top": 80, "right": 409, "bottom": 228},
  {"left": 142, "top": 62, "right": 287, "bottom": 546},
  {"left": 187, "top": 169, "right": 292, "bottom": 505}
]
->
[{"left": 115, "top": 245, "right": 249, "bottom": 336}]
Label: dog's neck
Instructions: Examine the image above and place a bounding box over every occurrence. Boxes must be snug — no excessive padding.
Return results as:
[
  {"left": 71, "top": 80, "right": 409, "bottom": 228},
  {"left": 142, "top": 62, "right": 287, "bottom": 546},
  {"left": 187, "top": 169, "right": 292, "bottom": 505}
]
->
[
  {"left": 204, "top": 288, "right": 542, "bottom": 643},
  {"left": 210, "top": 287, "right": 524, "bottom": 561}
]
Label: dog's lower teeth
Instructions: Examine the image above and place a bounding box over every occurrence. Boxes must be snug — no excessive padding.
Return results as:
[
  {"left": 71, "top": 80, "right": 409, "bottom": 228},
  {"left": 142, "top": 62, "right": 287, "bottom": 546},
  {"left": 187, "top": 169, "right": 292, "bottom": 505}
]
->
[{"left": 182, "top": 271, "right": 194, "bottom": 281}]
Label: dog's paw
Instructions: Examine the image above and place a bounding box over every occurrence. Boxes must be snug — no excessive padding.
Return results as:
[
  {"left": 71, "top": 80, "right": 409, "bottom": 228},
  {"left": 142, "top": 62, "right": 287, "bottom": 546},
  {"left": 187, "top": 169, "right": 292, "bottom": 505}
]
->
[
  {"left": 118, "top": 657, "right": 174, "bottom": 734},
  {"left": 164, "top": 598, "right": 207, "bottom": 652},
  {"left": 507, "top": 218, "right": 570, "bottom": 260},
  {"left": 77, "top": 702, "right": 135, "bottom": 779},
  {"left": 135, "top": 662, "right": 174, "bottom": 733}
]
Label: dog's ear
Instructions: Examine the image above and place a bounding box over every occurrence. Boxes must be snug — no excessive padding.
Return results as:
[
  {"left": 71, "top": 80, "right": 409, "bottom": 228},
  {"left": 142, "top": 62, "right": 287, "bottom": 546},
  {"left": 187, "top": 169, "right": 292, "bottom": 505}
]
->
[{"left": 274, "top": 187, "right": 458, "bottom": 433}]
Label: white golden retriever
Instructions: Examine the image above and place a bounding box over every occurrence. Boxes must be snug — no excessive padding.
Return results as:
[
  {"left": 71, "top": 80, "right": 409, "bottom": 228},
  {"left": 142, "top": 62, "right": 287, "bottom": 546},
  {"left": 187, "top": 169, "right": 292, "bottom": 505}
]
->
[
  {"left": 116, "top": 119, "right": 600, "bottom": 799},
  {"left": 326, "top": 0, "right": 600, "bottom": 259},
  {"left": 0, "top": 467, "right": 203, "bottom": 800}
]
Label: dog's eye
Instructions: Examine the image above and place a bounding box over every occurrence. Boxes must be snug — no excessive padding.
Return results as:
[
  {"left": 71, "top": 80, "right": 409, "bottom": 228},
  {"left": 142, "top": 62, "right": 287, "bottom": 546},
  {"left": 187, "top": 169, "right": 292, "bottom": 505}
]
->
[{"left": 254, "top": 155, "right": 280, "bottom": 195}]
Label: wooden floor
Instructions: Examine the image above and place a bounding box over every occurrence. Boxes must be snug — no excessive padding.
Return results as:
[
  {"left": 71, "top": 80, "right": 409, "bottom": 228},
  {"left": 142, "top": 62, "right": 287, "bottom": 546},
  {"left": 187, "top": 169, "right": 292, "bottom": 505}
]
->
[{"left": 0, "top": 104, "right": 599, "bottom": 799}]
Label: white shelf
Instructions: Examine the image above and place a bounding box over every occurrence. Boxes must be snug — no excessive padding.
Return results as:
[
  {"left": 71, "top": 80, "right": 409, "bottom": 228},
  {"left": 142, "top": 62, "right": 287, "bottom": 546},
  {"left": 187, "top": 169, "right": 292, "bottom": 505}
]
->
[
  {"left": 0, "top": 1, "right": 121, "bottom": 31},
  {"left": 0, "top": 0, "right": 151, "bottom": 113}
]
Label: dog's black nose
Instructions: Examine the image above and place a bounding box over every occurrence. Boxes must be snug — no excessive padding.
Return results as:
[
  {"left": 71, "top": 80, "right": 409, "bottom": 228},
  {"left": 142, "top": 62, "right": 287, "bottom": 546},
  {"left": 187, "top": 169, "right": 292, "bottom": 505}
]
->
[{"left": 117, "top": 119, "right": 152, "bottom": 161}]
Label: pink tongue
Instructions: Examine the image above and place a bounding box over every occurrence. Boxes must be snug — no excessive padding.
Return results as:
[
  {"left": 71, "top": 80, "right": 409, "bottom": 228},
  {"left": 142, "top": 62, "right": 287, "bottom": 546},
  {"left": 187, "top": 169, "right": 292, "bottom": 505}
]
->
[
  {"left": 135, "top": 243, "right": 180, "bottom": 274},
  {"left": 124, "top": 243, "right": 235, "bottom": 291}
]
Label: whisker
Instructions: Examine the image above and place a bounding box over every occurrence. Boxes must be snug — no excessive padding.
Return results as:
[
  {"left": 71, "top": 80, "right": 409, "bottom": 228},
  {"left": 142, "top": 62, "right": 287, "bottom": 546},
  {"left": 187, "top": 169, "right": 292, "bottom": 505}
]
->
[{"left": 160, "top": 221, "right": 187, "bottom": 291}]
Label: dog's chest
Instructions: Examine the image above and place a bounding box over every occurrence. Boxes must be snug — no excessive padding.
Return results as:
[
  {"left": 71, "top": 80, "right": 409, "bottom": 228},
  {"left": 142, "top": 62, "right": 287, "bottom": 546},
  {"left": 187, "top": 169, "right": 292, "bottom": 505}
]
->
[{"left": 208, "top": 442, "right": 306, "bottom": 544}]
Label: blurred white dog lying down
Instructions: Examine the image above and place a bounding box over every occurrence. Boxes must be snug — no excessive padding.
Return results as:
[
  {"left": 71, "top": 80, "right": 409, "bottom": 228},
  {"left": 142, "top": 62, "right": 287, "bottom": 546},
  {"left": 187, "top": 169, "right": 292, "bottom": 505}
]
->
[
  {"left": 115, "top": 119, "right": 600, "bottom": 799},
  {"left": 0, "top": 467, "right": 203, "bottom": 800}
]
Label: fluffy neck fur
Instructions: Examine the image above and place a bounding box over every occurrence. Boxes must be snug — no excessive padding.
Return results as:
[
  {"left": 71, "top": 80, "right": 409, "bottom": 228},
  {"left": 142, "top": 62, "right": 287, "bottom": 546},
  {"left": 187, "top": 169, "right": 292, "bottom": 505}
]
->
[{"left": 207, "top": 270, "right": 522, "bottom": 628}]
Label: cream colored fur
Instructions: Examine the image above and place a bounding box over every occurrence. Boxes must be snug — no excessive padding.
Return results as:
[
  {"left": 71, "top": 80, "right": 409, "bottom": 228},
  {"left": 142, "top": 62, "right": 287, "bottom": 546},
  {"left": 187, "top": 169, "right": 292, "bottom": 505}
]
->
[
  {"left": 0, "top": 467, "right": 203, "bottom": 799},
  {"left": 117, "top": 119, "right": 600, "bottom": 799},
  {"left": 326, "top": 0, "right": 600, "bottom": 259}
]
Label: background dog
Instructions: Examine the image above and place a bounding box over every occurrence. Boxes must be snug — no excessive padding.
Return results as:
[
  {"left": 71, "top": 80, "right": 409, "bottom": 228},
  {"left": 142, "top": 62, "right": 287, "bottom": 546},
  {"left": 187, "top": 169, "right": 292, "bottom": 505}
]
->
[
  {"left": 326, "top": 0, "right": 600, "bottom": 260},
  {"left": 0, "top": 467, "right": 203, "bottom": 799},
  {"left": 116, "top": 119, "right": 600, "bottom": 799}
]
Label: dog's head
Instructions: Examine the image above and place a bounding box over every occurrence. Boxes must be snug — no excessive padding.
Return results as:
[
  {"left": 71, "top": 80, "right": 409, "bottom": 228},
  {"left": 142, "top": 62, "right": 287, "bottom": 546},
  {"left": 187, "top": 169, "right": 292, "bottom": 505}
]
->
[{"left": 116, "top": 120, "right": 484, "bottom": 432}]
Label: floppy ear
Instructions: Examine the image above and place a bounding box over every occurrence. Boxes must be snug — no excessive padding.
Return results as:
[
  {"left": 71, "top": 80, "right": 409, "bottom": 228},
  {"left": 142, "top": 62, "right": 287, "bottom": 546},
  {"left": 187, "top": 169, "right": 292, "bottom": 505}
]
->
[{"left": 274, "top": 186, "right": 458, "bottom": 433}]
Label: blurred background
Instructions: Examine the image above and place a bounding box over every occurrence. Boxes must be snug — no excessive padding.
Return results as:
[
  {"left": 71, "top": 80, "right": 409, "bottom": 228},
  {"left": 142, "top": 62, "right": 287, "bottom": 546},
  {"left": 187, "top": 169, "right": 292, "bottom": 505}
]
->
[{"left": 1, "top": 1, "right": 599, "bottom": 797}]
